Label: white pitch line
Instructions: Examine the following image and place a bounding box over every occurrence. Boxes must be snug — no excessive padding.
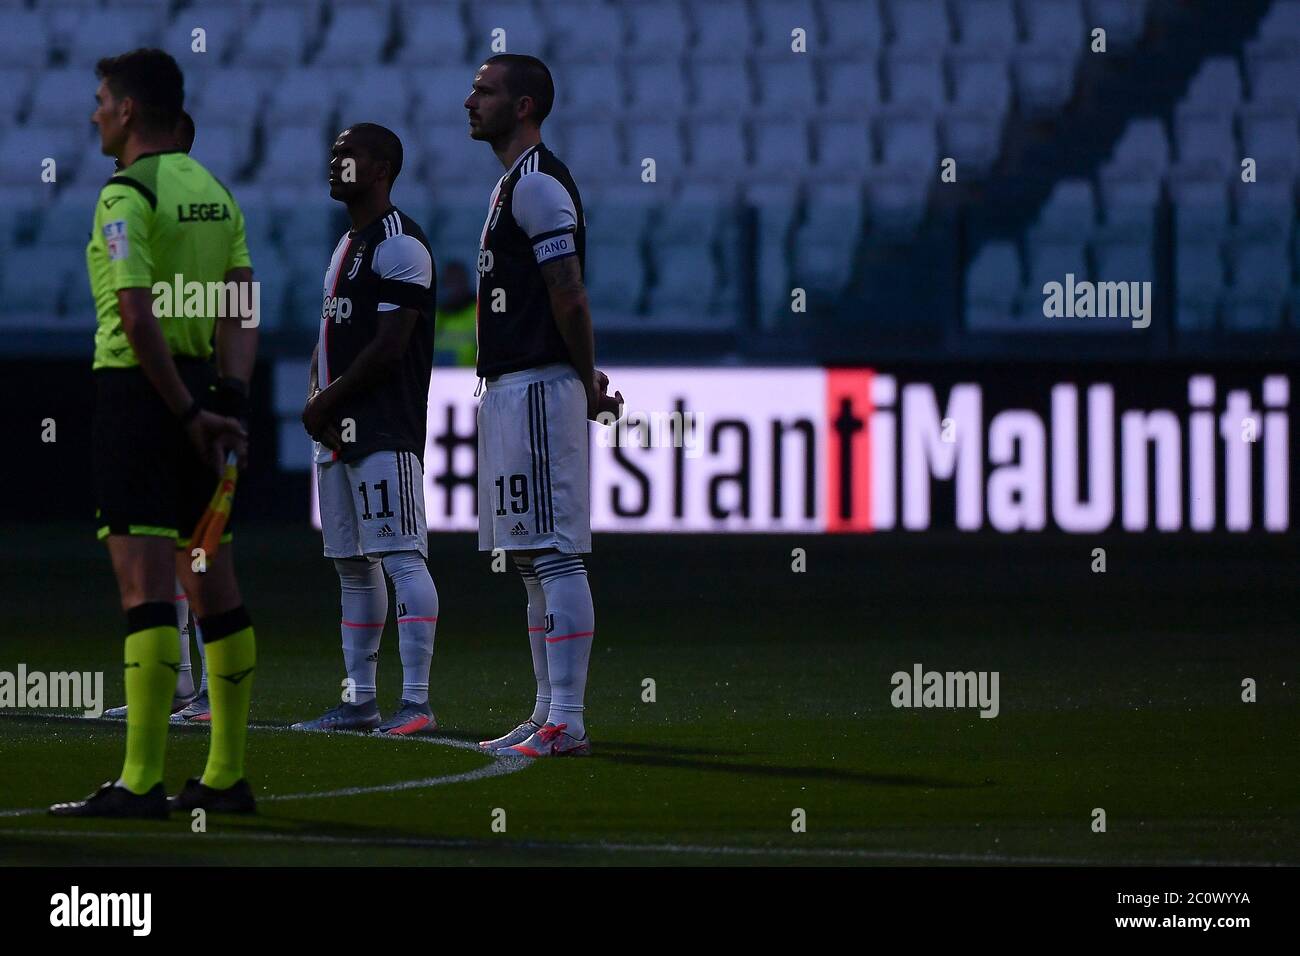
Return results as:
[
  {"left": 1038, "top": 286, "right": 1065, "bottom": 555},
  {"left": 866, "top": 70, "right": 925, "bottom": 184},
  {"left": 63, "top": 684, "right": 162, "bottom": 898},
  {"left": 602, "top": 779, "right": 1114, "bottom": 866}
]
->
[
  {"left": 0, "top": 716, "right": 530, "bottom": 818},
  {"left": 0, "top": 827, "right": 1289, "bottom": 866}
]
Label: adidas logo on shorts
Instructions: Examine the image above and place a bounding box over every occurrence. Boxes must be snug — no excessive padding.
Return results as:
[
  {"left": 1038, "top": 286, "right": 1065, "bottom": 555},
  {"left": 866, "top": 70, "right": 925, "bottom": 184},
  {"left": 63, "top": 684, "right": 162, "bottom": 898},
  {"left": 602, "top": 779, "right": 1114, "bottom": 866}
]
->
[
  {"left": 510, "top": 522, "right": 528, "bottom": 536},
  {"left": 377, "top": 524, "right": 396, "bottom": 538}
]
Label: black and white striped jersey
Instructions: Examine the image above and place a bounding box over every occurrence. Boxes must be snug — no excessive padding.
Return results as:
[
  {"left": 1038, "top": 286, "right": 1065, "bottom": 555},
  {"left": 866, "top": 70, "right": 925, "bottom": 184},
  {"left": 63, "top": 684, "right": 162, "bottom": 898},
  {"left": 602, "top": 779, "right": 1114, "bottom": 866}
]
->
[
  {"left": 475, "top": 142, "right": 586, "bottom": 378},
  {"left": 315, "top": 205, "right": 436, "bottom": 465}
]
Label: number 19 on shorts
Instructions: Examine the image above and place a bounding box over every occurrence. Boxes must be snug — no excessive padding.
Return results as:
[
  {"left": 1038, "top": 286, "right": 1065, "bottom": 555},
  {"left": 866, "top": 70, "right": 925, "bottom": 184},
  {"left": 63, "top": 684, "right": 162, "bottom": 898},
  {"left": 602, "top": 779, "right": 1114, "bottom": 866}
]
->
[{"left": 494, "top": 473, "right": 530, "bottom": 517}]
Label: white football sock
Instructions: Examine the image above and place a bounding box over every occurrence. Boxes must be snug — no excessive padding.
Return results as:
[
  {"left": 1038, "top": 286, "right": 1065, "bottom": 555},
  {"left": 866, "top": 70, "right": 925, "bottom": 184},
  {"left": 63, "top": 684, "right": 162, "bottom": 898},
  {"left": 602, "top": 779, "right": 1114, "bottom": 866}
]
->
[
  {"left": 195, "top": 619, "right": 207, "bottom": 694},
  {"left": 533, "top": 552, "right": 594, "bottom": 739},
  {"left": 382, "top": 551, "right": 438, "bottom": 707},
  {"left": 515, "top": 557, "right": 551, "bottom": 725},
  {"left": 174, "top": 581, "right": 195, "bottom": 699},
  {"left": 336, "top": 556, "right": 386, "bottom": 705}
]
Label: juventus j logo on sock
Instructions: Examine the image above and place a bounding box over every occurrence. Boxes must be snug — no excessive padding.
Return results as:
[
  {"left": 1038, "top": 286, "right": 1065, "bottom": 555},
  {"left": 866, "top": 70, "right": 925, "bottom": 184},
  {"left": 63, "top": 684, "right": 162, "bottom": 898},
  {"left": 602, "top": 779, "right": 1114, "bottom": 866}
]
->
[
  {"left": 544, "top": 613, "right": 555, "bottom": 634},
  {"left": 397, "top": 602, "right": 407, "bottom": 617}
]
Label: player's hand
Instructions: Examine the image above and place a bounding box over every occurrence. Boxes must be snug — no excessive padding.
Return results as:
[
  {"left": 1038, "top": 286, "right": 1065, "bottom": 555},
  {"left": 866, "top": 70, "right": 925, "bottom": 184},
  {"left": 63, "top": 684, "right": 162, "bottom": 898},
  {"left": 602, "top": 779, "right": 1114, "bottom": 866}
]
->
[
  {"left": 187, "top": 410, "right": 247, "bottom": 474},
  {"left": 302, "top": 388, "right": 342, "bottom": 451},
  {"left": 588, "top": 369, "right": 623, "bottom": 423}
]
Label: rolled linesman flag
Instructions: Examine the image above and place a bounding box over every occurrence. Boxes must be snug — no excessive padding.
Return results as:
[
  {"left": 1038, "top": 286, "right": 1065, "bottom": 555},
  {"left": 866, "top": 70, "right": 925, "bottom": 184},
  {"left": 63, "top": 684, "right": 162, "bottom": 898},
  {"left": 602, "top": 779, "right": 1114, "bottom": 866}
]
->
[{"left": 192, "top": 451, "right": 239, "bottom": 558}]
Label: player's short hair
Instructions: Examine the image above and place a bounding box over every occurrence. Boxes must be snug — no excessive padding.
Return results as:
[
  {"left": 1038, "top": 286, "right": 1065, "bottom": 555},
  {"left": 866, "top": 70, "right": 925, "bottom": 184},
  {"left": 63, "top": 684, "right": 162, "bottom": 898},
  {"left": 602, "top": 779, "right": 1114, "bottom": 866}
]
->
[
  {"left": 95, "top": 48, "right": 184, "bottom": 133},
  {"left": 175, "top": 110, "right": 195, "bottom": 153},
  {"left": 484, "top": 54, "right": 555, "bottom": 126},
  {"left": 346, "top": 123, "right": 404, "bottom": 185}
]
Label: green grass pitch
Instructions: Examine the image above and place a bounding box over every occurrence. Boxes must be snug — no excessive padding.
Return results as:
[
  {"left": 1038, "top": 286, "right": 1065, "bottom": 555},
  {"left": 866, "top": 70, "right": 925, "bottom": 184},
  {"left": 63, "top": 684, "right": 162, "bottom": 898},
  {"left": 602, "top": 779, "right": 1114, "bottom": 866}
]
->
[{"left": 2, "top": 523, "right": 1297, "bottom": 866}]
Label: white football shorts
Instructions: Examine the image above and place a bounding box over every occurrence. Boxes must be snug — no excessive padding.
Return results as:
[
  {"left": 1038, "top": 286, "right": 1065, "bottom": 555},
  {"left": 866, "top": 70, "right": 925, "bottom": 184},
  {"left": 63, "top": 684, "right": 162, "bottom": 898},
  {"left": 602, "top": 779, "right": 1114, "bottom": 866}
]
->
[
  {"left": 317, "top": 449, "right": 428, "bottom": 559},
  {"left": 477, "top": 362, "right": 591, "bottom": 554}
]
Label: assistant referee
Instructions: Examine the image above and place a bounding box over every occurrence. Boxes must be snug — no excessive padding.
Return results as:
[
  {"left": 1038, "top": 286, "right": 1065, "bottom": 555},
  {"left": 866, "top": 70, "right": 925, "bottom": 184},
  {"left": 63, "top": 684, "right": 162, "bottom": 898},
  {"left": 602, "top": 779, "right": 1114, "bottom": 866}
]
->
[{"left": 51, "top": 49, "right": 259, "bottom": 818}]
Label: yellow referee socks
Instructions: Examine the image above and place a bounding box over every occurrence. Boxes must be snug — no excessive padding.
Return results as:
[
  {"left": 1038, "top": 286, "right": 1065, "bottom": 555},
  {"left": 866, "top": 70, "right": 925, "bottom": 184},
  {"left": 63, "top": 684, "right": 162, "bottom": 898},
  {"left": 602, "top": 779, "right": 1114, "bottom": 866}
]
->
[
  {"left": 119, "top": 603, "right": 180, "bottom": 795},
  {"left": 197, "top": 607, "right": 256, "bottom": 790}
]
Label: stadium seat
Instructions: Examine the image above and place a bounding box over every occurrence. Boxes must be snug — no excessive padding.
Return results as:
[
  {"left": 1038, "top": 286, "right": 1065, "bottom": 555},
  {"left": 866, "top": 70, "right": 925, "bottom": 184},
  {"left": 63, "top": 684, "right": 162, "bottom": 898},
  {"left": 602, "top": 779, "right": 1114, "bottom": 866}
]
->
[
  {"left": 1019, "top": 0, "right": 1085, "bottom": 51},
  {"left": 1232, "top": 179, "right": 1294, "bottom": 242},
  {"left": 1018, "top": 241, "right": 1089, "bottom": 324},
  {"left": 161, "top": 4, "right": 248, "bottom": 67},
  {"left": 552, "top": 62, "right": 625, "bottom": 118},
  {"left": 1091, "top": 237, "right": 1156, "bottom": 286},
  {"left": 876, "top": 113, "right": 938, "bottom": 170},
  {"left": 0, "top": 127, "right": 81, "bottom": 188},
  {"left": 266, "top": 68, "right": 349, "bottom": 131},
  {"left": 942, "top": 111, "right": 1004, "bottom": 179},
  {"left": 627, "top": 61, "right": 689, "bottom": 115},
  {"left": 690, "top": 1, "right": 757, "bottom": 60},
  {"left": 690, "top": 61, "right": 753, "bottom": 115},
  {"left": 1245, "top": 56, "right": 1300, "bottom": 112},
  {"left": 1028, "top": 178, "right": 1096, "bottom": 245},
  {"left": 752, "top": 119, "right": 811, "bottom": 179},
  {"left": 0, "top": 246, "right": 82, "bottom": 324},
  {"left": 755, "top": 0, "right": 819, "bottom": 55},
  {"left": 1095, "top": 173, "right": 1161, "bottom": 239},
  {"left": 688, "top": 120, "right": 747, "bottom": 181},
  {"left": 313, "top": 4, "right": 391, "bottom": 66},
  {"left": 1170, "top": 172, "right": 1231, "bottom": 241},
  {"left": 822, "top": 59, "right": 883, "bottom": 119},
  {"left": 746, "top": 182, "right": 798, "bottom": 327},
  {"left": 624, "top": 1, "right": 690, "bottom": 62},
  {"left": 1101, "top": 118, "right": 1170, "bottom": 179},
  {"left": 0, "top": 68, "right": 35, "bottom": 130},
  {"left": 558, "top": 120, "right": 624, "bottom": 184},
  {"left": 1085, "top": 0, "right": 1149, "bottom": 50},
  {"left": 237, "top": 5, "right": 317, "bottom": 67},
  {"left": 647, "top": 245, "right": 724, "bottom": 326},
  {"left": 1012, "top": 50, "right": 1077, "bottom": 118},
  {"left": 468, "top": 2, "right": 549, "bottom": 61},
  {"left": 35, "top": 189, "right": 97, "bottom": 248},
  {"left": 189, "top": 68, "right": 274, "bottom": 126},
  {"left": 815, "top": 120, "right": 874, "bottom": 180},
  {"left": 26, "top": 69, "right": 101, "bottom": 128},
  {"left": 429, "top": 202, "right": 487, "bottom": 275},
  {"left": 1224, "top": 240, "right": 1290, "bottom": 330},
  {"left": 423, "top": 122, "right": 496, "bottom": 187},
  {"left": 626, "top": 120, "right": 685, "bottom": 184},
  {"left": 884, "top": 52, "right": 947, "bottom": 114},
  {"left": 395, "top": 2, "right": 468, "bottom": 65},
  {"left": 821, "top": 0, "right": 885, "bottom": 58},
  {"left": 753, "top": 58, "right": 819, "bottom": 114},
  {"left": 545, "top": 1, "right": 625, "bottom": 62},
  {"left": 190, "top": 123, "right": 252, "bottom": 185},
  {"left": 64, "top": 9, "right": 160, "bottom": 67},
  {"left": 586, "top": 239, "right": 646, "bottom": 323},
  {"left": 411, "top": 65, "right": 476, "bottom": 126},
  {"left": 1244, "top": 0, "right": 1300, "bottom": 59},
  {"left": 1175, "top": 240, "right": 1223, "bottom": 331},
  {"left": 1238, "top": 104, "right": 1300, "bottom": 181},
  {"left": 0, "top": 11, "right": 50, "bottom": 69},
  {"left": 1183, "top": 56, "right": 1243, "bottom": 117},
  {"left": 256, "top": 125, "right": 331, "bottom": 187},
  {"left": 585, "top": 182, "right": 657, "bottom": 240},
  {"left": 337, "top": 68, "right": 416, "bottom": 131},
  {"left": 886, "top": 0, "right": 951, "bottom": 53},
  {"left": 949, "top": 54, "right": 1012, "bottom": 120},
  {"left": 1173, "top": 108, "right": 1237, "bottom": 179},
  {"left": 953, "top": 0, "right": 1018, "bottom": 55},
  {"left": 965, "top": 241, "right": 1021, "bottom": 328},
  {"left": 791, "top": 182, "right": 864, "bottom": 296}
]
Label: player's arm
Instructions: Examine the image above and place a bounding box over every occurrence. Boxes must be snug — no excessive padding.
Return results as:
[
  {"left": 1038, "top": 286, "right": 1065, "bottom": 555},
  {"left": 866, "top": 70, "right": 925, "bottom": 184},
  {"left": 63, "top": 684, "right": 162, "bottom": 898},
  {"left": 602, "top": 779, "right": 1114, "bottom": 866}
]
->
[
  {"left": 513, "top": 172, "right": 619, "bottom": 418},
  {"left": 117, "top": 287, "right": 244, "bottom": 470},
  {"left": 211, "top": 265, "right": 257, "bottom": 428}
]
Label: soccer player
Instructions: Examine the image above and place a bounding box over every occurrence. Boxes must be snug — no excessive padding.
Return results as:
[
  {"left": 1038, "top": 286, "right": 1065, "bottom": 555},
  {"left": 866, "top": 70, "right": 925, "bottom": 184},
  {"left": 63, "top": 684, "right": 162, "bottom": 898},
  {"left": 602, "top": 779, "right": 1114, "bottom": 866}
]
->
[
  {"left": 50, "top": 49, "right": 258, "bottom": 818},
  {"left": 465, "top": 55, "right": 621, "bottom": 758},
  {"left": 293, "top": 125, "right": 441, "bottom": 735}
]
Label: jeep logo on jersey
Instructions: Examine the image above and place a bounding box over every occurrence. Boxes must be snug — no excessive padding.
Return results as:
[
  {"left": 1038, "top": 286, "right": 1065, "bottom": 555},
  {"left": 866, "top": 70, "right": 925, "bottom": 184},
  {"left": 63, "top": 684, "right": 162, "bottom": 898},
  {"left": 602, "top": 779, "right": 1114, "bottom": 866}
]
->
[
  {"left": 177, "top": 202, "right": 232, "bottom": 222},
  {"left": 477, "top": 249, "right": 495, "bottom": 274},
  {"left": 322, "top": 295, "right": 352, "bottom": 322}
]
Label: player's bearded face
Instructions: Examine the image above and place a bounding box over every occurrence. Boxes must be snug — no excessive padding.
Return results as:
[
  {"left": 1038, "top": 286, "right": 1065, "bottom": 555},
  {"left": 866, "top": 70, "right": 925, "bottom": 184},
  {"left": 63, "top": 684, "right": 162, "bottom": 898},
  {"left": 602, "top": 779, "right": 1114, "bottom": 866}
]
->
[{"left": 465, "top": 67, "right": 513, "bottom": 142}]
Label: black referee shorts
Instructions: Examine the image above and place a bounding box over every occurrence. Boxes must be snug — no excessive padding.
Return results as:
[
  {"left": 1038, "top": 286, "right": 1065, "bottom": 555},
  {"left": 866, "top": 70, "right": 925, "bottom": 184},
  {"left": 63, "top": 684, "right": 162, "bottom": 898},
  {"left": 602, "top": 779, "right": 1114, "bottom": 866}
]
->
[{"left": 92, "top": 359, "right": 232, "bottom": 547}]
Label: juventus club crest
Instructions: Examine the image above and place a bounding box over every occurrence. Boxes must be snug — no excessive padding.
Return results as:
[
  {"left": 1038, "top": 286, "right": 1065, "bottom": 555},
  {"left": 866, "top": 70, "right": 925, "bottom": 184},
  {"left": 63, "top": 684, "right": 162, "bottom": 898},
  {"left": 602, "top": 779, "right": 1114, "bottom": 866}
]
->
[{"left": 346, "top": 240, "right": 366, "bottom": 280}]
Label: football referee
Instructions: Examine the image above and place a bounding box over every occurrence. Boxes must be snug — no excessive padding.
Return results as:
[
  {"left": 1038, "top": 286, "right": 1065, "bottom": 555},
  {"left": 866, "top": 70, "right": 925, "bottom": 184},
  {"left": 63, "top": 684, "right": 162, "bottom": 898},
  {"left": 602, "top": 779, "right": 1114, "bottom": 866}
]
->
[{"left": 51, "top": 50, "right": 259, "bottom": 818}]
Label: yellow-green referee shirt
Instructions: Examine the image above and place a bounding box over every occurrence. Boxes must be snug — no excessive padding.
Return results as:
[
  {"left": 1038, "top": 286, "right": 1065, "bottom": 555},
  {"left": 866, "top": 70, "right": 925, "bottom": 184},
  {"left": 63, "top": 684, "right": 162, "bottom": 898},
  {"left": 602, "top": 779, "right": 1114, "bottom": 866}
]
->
[{"left": 87, "top": 150, "right": 252, "bottom": 370}]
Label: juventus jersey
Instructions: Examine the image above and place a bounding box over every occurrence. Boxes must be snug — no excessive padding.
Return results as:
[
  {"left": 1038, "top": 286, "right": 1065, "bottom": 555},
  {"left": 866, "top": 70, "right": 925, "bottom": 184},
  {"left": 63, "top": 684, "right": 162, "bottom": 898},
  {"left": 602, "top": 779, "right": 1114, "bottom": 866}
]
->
[
  {"left": 315, "top": 206, "right": 436, "bottom": 465},
  {"left": 476, "top": 142, "right": 585, "bottom": 378}
]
